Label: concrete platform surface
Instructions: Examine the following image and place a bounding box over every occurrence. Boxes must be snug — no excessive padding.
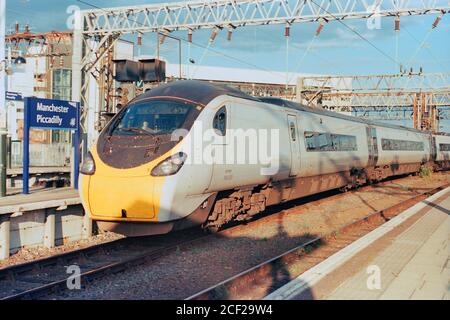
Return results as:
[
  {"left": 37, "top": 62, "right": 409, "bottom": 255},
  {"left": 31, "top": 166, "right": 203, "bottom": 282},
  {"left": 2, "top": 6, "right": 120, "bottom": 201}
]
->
[
  {"left": 0, "top": 188, "right": 80, "bottom": 215},
  {"left": 265, "top": 188, "right": 450, "bottom": 300}
]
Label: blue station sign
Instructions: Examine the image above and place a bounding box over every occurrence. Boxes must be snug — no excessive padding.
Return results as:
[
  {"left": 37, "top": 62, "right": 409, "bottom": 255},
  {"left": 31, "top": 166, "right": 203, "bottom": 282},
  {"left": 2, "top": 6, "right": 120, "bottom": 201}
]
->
[
  {"left": 22, "top": 97, "right": 81, "bottom": 194},
  {"left": 25, "top": 97, "right": 80, "bottom": 130},
  {"left": 6, "top": 91, "right": 23, "bottom": 101}
]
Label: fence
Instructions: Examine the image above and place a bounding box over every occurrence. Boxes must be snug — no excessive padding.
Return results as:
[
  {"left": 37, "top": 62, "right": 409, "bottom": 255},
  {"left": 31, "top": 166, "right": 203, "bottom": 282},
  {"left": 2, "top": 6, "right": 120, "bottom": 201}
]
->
[{"left": 11, "top": 141, "right": 71, "bottom": 167}]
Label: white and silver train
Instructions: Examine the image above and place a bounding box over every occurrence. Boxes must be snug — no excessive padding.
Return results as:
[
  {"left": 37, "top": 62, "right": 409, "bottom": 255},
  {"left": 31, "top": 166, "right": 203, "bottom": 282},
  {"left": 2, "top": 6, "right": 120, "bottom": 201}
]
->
[{"left": 79, "top": 80, "right": 450, "bottom": 236}]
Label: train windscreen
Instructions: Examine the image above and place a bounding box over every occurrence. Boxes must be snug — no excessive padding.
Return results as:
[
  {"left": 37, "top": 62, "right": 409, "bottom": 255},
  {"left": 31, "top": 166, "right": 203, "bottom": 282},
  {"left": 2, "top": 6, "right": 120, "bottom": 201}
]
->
[{"left": 110, "top": 99, "right": 199, "bottom": 137}]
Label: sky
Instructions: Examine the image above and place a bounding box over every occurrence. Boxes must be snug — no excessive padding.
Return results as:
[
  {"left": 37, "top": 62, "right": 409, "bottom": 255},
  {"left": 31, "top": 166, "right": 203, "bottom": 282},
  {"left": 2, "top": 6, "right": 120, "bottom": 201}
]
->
[{"left": 5, "top": 0, "right": 450, "bottom": 76}]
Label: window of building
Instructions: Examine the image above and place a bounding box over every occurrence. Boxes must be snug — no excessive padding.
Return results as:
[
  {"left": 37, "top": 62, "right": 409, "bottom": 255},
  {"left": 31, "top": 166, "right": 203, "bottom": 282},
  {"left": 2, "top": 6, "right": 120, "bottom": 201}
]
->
[
  {"left": 213, "top": 107, "right": 227, "bottom": 136},
  {"left": 305, "top": 131, "right": 357, "bottom": 152},
  {"left": 52, "top": 69, "right": 72, "bottom": 101},
  {"left": 439, "top": 143, "right": 450, "bottom": 151},
  {"left": 381, "top": 138, "right": 424, "bottom": 151},
  {"left": 51, "top": 69, "right": 73, "bottom": 143}
]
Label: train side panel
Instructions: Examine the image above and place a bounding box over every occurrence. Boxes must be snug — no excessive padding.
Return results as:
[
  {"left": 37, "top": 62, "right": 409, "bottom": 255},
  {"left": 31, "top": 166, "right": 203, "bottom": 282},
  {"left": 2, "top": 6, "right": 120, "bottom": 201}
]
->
[
  {"left": 374, "top": 126, "right": 430, "bottom": 166},
  {"left": 434, "top": 134, "right": 450, "bottom": 162},
  {"left": 297, "top": 111, "right": 370, "bottom": 178}
]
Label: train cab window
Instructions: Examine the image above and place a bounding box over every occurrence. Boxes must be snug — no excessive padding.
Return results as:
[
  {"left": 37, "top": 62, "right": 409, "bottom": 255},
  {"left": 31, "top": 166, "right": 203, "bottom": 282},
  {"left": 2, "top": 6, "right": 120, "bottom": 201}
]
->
[
  {"left": 439, "top": 143, "right": 450, "bottom": 151},
  {"left": 305, "top": 131, "right": 357, "bottom": 152},
  {"left": 110, "top": 99, "right": 199, "bottom": 137},
  {"left": 213, "top": 107, "right": 227, "bottom": 136}
]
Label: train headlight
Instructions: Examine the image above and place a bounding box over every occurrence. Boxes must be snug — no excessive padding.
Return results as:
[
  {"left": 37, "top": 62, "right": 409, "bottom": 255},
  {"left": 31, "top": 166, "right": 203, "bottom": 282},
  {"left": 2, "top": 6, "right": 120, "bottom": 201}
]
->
[
  {"left": 151, "top": 152, "right": 187, "bottom": 177},
  {"left": 80, "top": 151, "right": 96, "bottom": 175}
]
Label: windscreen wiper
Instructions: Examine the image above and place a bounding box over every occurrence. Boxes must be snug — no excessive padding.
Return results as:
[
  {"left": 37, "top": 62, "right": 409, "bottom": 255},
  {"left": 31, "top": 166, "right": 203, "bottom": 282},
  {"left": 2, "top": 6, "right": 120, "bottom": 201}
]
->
[{"left": 118, "top": 127, "right": 154, "bottom": 135}]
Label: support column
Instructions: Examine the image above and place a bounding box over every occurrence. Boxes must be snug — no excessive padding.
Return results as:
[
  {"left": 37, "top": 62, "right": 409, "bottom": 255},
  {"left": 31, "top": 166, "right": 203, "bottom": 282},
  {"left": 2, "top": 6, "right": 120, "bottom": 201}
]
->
[
  {"left": 82, "top": 212, "right": 92, "bottom": 239},
  {"left": 413, "top": 93, "right": 418, "bottom": 129},
  {"left": 0, "top": 0, "right": 7, "bottom": 197},
  {"left": 43, "top": 210, "right": 55, "bottom": 248},
  {"left": 0, "top": 216, "right": 10, "bottom": 260},
  {"left": 296, "top": 77, "right": 304, "bottom": 104}
]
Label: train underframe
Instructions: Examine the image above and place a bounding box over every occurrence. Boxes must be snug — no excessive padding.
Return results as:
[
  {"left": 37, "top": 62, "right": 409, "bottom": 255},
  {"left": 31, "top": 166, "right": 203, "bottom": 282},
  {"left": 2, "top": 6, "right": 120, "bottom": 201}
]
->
[{"left": 203, "top": 161, "right": 448, "bottom": 230}]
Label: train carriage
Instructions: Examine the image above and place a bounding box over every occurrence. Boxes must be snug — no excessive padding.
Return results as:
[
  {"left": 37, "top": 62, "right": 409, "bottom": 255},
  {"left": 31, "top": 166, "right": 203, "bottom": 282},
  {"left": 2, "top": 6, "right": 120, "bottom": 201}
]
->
[{"left": 79, "top": 80, "right": 449, "bottom": 236}]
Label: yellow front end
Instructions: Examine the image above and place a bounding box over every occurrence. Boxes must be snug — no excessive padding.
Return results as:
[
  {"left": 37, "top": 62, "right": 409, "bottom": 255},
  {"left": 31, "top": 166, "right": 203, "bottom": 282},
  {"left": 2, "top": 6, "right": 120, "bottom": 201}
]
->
[{"left": 80, "top": 148, "right": 168, "bottom": 223}]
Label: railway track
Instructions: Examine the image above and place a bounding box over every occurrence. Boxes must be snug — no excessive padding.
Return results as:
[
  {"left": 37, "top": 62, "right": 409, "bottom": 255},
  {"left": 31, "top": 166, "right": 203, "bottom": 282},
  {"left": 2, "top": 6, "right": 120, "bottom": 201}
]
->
[
  {"left": 0, "top": 179, "right": 446, "bottom": 300},
  {"left": 187, "top": 184, "right": 448, "bottom": 300},
  {"left": 0, "top": 229, "right": 209, "bottom": 300}
]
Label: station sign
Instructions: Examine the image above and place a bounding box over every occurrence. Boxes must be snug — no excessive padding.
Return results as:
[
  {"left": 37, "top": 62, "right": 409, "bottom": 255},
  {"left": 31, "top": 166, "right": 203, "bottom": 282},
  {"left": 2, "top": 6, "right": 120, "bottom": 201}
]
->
[
  {"left": 6, "top": 91, "right": 23, "bottom": 101},
  {"left": 22, "top": 97, "right": 81, "bottom": 194},
  {"left": 25, "top": 97, "right": 79, "bottom": 130}
]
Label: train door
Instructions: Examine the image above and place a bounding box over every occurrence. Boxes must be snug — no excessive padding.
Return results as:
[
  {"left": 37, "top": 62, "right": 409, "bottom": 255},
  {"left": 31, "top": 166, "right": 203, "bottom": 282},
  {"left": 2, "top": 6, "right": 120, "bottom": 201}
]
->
[
  {"left": 287, "top": 114, "right": 301, "bottom": 176},
  {"left": 367, "top": 127, "right": 379, "bottom": 167},
  {"left": 207, "top": 105, "right": 230, "bottom": 192},
  {"left": 430, "top": 135, "right": 437, "bottom": 162}
]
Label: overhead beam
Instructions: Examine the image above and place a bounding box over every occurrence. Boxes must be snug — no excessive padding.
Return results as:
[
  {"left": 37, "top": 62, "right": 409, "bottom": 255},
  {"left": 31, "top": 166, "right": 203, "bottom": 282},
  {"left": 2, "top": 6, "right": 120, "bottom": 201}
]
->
[{"left": 81, "top": 0, "right": 449, "bottom": 35}]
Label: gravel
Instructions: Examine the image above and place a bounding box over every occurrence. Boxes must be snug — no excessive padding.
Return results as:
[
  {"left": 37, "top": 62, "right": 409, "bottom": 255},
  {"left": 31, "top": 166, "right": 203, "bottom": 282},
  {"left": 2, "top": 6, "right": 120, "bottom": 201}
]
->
[{"left": 31, "top": 172, "right": 450, "bottom": 299}]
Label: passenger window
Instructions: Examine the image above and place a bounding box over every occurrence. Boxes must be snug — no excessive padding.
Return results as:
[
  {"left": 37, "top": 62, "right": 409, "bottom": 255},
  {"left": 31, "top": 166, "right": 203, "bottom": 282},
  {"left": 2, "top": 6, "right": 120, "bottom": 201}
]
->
[{"left": 213, "top": 107, "right": 227, "bottom": 136}]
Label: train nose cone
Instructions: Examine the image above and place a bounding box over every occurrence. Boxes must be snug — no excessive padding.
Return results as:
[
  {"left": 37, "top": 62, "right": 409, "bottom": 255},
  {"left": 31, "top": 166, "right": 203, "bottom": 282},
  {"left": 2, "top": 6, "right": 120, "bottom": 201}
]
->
[{"left": 83, "top": 173, "right": 165, "bottom": 222}]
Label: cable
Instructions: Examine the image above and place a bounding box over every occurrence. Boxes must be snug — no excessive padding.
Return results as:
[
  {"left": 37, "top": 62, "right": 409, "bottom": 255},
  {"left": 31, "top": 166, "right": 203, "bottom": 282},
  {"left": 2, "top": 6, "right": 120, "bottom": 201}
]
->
[
  {"left": 287, "top": 35, "right": 318, "bottom": 84},
  {"left": 76, "top": 0, "right": 287, "bottom": 81},
  {"left": 377, "top": 2, "right": 448, "bottom": 73},
  {"left": 309, "top": 0, "right": 401, "bottom": 68}
]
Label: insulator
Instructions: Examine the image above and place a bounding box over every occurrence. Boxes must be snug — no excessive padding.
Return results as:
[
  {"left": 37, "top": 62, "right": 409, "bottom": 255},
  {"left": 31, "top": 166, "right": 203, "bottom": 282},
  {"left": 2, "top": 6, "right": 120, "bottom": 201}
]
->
[
  {"left": 25, "top": 24, "right": 30, "bottom": 33},
  {"left": 395, "top": 16, "right": 400, "bottom": 32},
  {"left": 59, "top": 56, "right": 64, "bottom": 67},
  {"left": 285, "top": 24, "right": 290, "bottom": 37},
  {"left": 432, "top": 15, "right": 442, "bottom": 29},
  {"left": 15, "top": 22, "right": 19, "bottom": 34},
  {"left": 137, "top": 34, "right": 142, "bottom": 46},
  {"left": 210, "top": 29, "right": 218, "bottom": 43},
  {"left": 316, "top": 23, "right": 324, "bottom": 36},
  {"left": 227, "top": 29, "right": 233, "bottom": 41},
  {"left": 159, "top": 34, "right": 167, "bottom": 45},
  {"left": 188, "top": 30, "right": 193, "bottom": 43}
]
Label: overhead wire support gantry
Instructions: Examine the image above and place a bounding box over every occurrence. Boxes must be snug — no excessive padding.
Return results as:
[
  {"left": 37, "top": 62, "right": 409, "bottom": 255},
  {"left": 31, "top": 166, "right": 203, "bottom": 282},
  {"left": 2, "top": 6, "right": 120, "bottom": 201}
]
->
[{"left": 71, "top": 0, "right": 450, "bottom": 147}]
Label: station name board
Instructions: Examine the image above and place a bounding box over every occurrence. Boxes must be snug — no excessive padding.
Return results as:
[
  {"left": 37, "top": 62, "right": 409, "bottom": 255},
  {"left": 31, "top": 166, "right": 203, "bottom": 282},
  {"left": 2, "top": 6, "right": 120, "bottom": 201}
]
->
[
  {"left": 6, "top": 91, "right": 23, "bottom": 101},
  {"left": 25, "top": 97, "right": 79, "bottom": 130}
]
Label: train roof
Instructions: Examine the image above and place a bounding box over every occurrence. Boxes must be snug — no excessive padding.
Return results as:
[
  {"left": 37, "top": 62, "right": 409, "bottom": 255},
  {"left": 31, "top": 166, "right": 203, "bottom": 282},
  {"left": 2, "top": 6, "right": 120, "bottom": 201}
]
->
[
  {"left": 133, "top": 79, "right": 259, "bottom": 106},
  {"left": 136, "top": 80, "right": 429, "bottom": 135},
  {"left": 258, "top": 97, "right": 429, "bottom": 134}
]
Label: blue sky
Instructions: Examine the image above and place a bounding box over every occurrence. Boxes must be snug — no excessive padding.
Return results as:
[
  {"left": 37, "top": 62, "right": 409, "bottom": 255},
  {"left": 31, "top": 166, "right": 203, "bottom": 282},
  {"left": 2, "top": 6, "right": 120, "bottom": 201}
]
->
[{"left": 6, "top": 0, "right": 450, "bottom": 76}]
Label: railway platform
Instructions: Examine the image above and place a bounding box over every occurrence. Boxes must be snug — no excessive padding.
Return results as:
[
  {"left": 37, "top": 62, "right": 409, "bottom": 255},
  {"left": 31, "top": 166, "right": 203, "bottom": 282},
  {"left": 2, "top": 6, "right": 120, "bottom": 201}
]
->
[
  {"left": 265, "top": 187, "right": 450, "bottom": 300},
  {"left": 0, "top": 188, "right": 87, "bottom": 260}
]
